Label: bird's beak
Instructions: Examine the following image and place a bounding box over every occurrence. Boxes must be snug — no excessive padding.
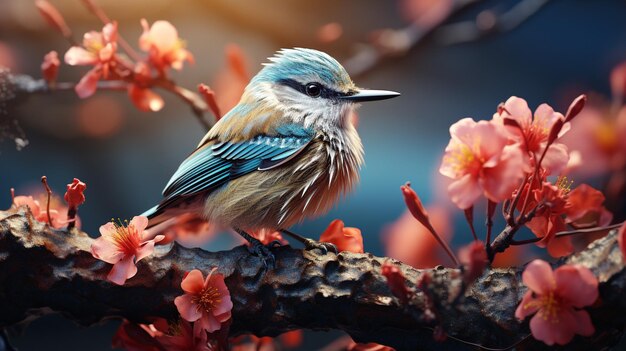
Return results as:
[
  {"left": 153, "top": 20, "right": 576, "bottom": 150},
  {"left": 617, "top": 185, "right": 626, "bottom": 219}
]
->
[{"left": 340, "top": 89, "right": 401, "bottom": 102}]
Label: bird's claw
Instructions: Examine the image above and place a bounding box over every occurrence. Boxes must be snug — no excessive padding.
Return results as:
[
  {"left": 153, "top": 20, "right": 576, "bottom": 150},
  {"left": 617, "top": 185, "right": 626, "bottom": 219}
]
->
[
  {"left": 303, "top": 239, "right": 338, "bottom": 255},
  {"left": 248, "top": 241, "right": 277, "bottom": 269}
]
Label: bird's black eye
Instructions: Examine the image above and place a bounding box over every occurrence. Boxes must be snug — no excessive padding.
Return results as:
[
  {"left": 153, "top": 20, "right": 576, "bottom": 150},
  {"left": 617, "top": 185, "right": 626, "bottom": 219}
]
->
[{"left": 305, "top": 83, "right": 322, "bottom": 98}]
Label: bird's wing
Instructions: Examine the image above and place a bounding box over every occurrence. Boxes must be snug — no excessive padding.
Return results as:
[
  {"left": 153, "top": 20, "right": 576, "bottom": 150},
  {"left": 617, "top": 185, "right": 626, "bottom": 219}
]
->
[{"left": 159, "top": 128, "right": 314, "bottom": 207}]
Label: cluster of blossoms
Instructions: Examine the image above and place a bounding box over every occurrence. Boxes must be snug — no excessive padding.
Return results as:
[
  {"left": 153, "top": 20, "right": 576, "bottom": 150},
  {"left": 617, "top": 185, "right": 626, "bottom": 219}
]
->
[
  {"left": 10, "top": 177, "right": 86, "bottom": 229},
  {"left": 36, "top": 0, "right": 222, "bottom": 125},
  {"left": 439, "top": 95, "right": 612, "bottom": 257}
]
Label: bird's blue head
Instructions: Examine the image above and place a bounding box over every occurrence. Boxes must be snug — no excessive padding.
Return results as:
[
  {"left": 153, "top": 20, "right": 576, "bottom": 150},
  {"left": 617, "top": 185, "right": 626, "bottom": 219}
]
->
[{"left": 242, "top": 48, "right": 399, "bottom": 131}]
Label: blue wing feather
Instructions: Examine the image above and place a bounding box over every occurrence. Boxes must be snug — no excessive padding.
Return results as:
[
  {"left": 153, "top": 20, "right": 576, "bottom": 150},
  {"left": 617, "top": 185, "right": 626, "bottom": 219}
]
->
[{"left": 159, "top": 126, "right": 314, "bottom": 209}]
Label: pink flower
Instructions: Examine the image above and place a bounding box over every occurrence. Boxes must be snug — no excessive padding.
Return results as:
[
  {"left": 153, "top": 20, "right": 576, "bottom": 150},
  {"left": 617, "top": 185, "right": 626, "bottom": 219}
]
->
[
  {"left": 139, "top": 19, "right": 193, "bottom": 72},
  {"left": 112, "top": 319, "right": 164, "bottom": 351},
  {"left": 383, "top": 207, "right": 452, "bottom": 268},
  {"left": 439, "top": 118, "right": 524, "bottom": 209},
  {"left": 515, "top": 260, "right": 598, "bottom": 346},
  {"left": 12, "top": 192, "right": 76, "bottom": 229},
  {"left": 91, "top": 216, "right": 164, "bottom": 285},
  {"left": 64, "top": 178, "right": 86, "bottom": 208},
  {"left": 64, "top": 178, "right": 86, "bottom": 229},
  {"left": 174, "top": 268, "right": 233, "bottom": 336},
  {"left": 560, "top": 105, "right": 626, "bottom": 178},
  {"left": 41, "top": 50, "right": 60, "bottom": 86},
  {"left": 158, "top": 320, "right": 212, "bottom": 351},
  {"left": 458, "top": 241, "right": 487, "bottom": 284},
  {"left": 523, "top": 180, "right": 573, "bottom": 257},
  {"left": 65, "top": 22, "right": 118, "bottom": 98},
  {"left": 564, "top": 183, "right": 612, "bottom": 228},
  {"left": 494, "top": 96, "right": 570, "bottom": 175},
  {"left": 319, "top": 219, "right": 363, "bottom": 253}
]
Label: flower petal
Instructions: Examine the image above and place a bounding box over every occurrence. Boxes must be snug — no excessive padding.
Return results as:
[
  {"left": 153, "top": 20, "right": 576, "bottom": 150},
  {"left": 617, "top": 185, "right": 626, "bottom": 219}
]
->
[
  {"left": 91, "top": 236, "right": 123, "bottom": 264},
  {"left": 174, "top": 294, "right": 202, "bottom": 322},
  {"left": 129, "top": 216, "right": 149, "bottom": 232},
  {"left": 64, "top": 46, "right": 97, "bottom": 66},
  {"left": 447, "top": 173, "right": 482, "bottom": 210},
  {"left": 75, "top": 68, "right": 101, "bottom": 99},
  {"left": 503, "top": 96, "right": 533, "bottom": 128},
  {"left": 135, "top": 239, "right": 156, "bottom": 262},
  {"left": 99, "top": 222, "right": 117, "bottom": 238},
  {"left": 181, "top": 269, "right": 205, "bottom": 294},
  {"left": 107, "top": 255, "right": 137, "bottom": 285},
  {"left": 572, "top": 309, "right": 595, "bottom": 337},
  {"left": 555, "top": 265, "right": 598, "bottom": 308},
  {"left": 529, "top": 307, "right": 574, "bottom": 346},
  {"left": 522, "top": 260, "right": 555, "bottom": 294},
  {"left": 515, "top": 290, "right": 541, "bottom": 320}
]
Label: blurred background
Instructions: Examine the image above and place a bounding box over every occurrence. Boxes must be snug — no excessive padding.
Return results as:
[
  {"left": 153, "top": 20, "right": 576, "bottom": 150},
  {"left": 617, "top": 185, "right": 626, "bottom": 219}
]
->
[{"left": 2, "top": 0, "right": 626, "bottom": 349}]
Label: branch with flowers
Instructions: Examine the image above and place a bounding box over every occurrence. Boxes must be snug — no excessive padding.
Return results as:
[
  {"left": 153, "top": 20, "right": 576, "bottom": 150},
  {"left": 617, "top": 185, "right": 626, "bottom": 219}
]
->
[
  {"left": 30, "top": 0, "right": 220, "bottom": 131},
  {"left": 1, "top": 204, "right": 626, "bottom": 351}
]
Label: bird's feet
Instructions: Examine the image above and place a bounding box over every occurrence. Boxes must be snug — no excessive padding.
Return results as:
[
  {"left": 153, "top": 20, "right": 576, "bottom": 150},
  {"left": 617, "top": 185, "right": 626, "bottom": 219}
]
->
[
  {"left": 235, "top": 228, "right": 281, "bottom": 269},
  {"left": 246, "top": 239, "right": 277, "bottom": 269},
  {"left": 280, "top": 228, "right": 338, "bottom": 255}
]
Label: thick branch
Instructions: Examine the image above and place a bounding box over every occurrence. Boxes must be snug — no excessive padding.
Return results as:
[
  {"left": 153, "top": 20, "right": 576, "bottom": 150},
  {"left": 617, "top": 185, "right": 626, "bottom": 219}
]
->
[{"left": 0, "top": 206, "right": 625, "bottom": 350}]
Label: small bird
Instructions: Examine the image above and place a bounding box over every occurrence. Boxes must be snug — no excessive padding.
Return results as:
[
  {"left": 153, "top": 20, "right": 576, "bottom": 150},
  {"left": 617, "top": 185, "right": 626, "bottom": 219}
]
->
[{"left": 144, "top": 48, "right": 399, "bottom": 264}]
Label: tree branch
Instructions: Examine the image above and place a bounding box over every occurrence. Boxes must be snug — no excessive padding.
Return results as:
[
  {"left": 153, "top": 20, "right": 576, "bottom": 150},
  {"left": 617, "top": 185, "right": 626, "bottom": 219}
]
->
[{"left": 0, "top": 206, "right": 624, "bottom": 350}]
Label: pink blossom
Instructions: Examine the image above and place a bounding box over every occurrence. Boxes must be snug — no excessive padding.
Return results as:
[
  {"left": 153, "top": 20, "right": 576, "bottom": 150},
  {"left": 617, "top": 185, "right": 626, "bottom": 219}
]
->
[
  {"left": 560, "top": 105, "right": 626, "bottom": 178},
  {"left": 139, "top": 19, "right": 193, "bottom": 72},
  {"left": 319, "top": 219, "right": 363, "bottom": 253},
  {"left": 439, "top": 118, "right": 524, "bottom": 209},
  {"left": 65, "top": 22, "right": 118, "bottom": 98},
  {"left": 64, "top": 178, "right": 86, "bottom": 208},
  {"left": 12, "top": 193, "right": 76, "bottom": 229},
  {"left": 515, "top": 260, "right": 598, "bottom": 346},
  {"left": 113, "top": 318, "right": 213, "bottom": 351},
  {"left": 494, "top": 96, "right": 570, "bottom": 175},
  {"left": 564, "top": 183, "right": 612, "bottom": 228},
  {"left": 112, "top": 320, "right": 164, "bottom": 351},
  {"left": 174, "top": 268, "right": 233, "bottom": 337},
  {"left": 41, "top": 50, "right": 60, "bottom": 85},
  {"left": 157, "top": 320, "right": 212, "bottom": 351},
  {"left": 91, "top": 216, "right": 164, "bottom": 285},
  {"left": 522, "top": 181, "right": 573, "bottom": 257}
]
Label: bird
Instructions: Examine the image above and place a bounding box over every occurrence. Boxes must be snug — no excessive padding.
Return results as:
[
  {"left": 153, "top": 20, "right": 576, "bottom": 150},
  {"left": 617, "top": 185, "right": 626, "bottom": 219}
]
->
[{"left": 143, "top": 48, "right": 399, "bottom": 265}]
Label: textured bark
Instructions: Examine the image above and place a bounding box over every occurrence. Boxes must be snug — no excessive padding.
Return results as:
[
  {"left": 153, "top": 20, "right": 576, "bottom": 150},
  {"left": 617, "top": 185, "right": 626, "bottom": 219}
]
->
[{"left": 0, "top": 206, "right": 625, "bottom": 350}]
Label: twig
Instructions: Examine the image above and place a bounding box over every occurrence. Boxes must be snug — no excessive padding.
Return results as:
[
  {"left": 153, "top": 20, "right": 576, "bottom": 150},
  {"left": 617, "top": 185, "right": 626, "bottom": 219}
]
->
[
  {"left": 342, "top": 0, "right": 550, "bottom": 78},
  {"left": 40, "top": 176, "right": 53, "bottom": 226},
  {"left": 6, "top": 73, "right": 214, "bottom": 130},
  {"left": 511, "top": 222, "right": 625, "bottom": 245},
  {"left": 434, "top": 0, "right": 551, "bottom": 45}
]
